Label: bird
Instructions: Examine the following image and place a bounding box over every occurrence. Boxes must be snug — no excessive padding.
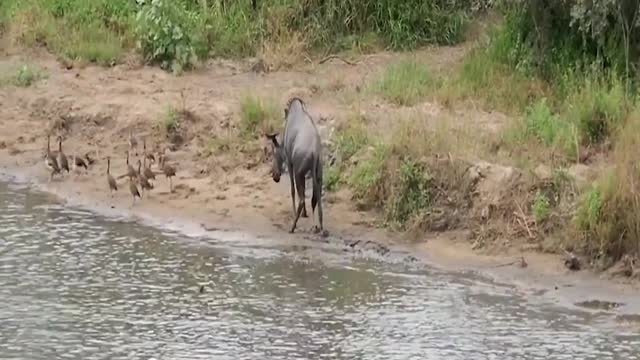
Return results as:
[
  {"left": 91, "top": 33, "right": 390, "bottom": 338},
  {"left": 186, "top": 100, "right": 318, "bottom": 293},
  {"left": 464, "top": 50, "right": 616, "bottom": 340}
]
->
[
  {"left": 129, "top": 176, "right": 141, "bottom": 207},
  {"left": 137, "top": 159, "right": 154, "bottom": 197},
  {"left": 44, "top": 134, "right": 60, "bottom": 182},
  {"left": 143, "top": 138, "right": 155, "bottom": 166},
  {"left": 73, "top": 154, "right": 88, "bottom": 173},
  {"left": 128, "top": 129, "right": 139, "bottom": 156},
  {"left": 142, "top": 151, "right": 156, "bottom": 182},
  {"left": 57, "top": 136, "right": 70, "bottom": 174},
  {"left": 159, "top": 153, "right": 176, "bottom": 192},
  {"left": 119, "top": 150, "right": 137, "bottom": 180},
  {"left": 106, "top": 156, "right": 117, "bottom": 197}
]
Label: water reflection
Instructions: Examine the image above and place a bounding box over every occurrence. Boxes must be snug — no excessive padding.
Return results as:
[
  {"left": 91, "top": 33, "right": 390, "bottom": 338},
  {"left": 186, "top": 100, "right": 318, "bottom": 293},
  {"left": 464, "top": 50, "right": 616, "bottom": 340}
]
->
[{"left": 0, "top": 181, "right": 638, "bottom": 360}]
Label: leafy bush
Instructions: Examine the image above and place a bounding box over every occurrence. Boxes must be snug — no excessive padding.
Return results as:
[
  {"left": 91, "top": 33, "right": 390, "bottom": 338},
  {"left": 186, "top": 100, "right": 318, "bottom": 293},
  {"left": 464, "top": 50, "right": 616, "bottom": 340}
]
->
[
  {"left": 384, "top": 159, "right": 432, "bottom": 226},
  {"left": 532, "top": 191, "right": 550, "bottom": 223},
  {"left": 134, "top": 0, "right": 206, "bottom": 73}
]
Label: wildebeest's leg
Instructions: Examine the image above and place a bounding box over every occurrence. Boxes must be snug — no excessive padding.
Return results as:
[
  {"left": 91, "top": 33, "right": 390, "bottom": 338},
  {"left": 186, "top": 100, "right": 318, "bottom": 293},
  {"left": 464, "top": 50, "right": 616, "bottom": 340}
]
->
[
  {"left": 290, "top": 172, "right": 307, "bottom": 233},
  {"left": 311, "top": 163, "right": 323, "bottom": 232},
  {"left": 300, "top": 175, "right": 308, "bottom": 218},
  {"left": 288, "top": 161, "right": 296, "bottom": 216}
]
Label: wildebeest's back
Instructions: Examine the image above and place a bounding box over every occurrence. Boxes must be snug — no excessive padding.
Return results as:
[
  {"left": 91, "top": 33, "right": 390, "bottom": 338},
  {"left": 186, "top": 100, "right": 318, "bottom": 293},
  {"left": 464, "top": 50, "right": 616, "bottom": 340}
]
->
[{"left": 283, "top": 99, "right": 321, "bottom": 174}]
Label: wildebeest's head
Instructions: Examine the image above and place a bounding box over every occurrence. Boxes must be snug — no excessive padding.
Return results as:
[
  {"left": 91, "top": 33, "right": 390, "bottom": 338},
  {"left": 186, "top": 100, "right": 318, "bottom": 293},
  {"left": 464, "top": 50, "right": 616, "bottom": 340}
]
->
[{"left": 266, "top": 133, "right": 285, "bottom": 183}]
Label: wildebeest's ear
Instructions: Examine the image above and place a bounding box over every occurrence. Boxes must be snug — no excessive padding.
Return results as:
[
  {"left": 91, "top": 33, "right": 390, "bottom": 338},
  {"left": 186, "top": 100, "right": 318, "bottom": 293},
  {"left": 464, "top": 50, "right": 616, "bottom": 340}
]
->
[{"left": 265, "top": 133, "right": 280, "bottom": 147}]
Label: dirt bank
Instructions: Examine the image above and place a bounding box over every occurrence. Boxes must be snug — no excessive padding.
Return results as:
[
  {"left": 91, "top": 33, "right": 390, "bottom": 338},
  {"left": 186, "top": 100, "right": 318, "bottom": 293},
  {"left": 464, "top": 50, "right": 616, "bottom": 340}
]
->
[{"left": 0, "top": 46, "right": 638, "bottom": 293}]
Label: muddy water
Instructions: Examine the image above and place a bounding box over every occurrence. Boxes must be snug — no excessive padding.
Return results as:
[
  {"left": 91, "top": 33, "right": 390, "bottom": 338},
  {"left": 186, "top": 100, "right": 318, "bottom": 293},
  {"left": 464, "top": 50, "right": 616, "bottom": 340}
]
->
[{"left": 0, "top": 181, "right": 639, "bottom": 360}]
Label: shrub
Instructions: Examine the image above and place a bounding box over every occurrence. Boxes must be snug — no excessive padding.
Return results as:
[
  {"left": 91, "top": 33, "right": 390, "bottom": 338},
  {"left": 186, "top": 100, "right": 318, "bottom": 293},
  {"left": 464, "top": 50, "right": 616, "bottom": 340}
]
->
[
  {"left": 384, "top": 159, "right": 432, "bottom": 226},
  {"left": 563, "top": 75, "right": 627, "bottom": 145},
  {"left": 531, "top": 191, "right": 550, "bottom": 223},
  {"left": 134, "top": 0, "right": 206, "bottom": 73}
]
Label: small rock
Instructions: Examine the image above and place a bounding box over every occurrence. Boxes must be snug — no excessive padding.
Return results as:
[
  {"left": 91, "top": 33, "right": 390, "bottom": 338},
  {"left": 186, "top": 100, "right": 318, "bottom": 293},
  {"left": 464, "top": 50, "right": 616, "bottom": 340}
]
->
[{"left": 199, "top": 285, "right": 205, "bottom": 293}]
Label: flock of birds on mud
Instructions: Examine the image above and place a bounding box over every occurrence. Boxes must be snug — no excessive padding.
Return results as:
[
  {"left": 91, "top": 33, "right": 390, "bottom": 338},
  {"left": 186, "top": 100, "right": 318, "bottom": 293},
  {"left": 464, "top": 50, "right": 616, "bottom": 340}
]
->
[{"left": 42, "top": 130, "right": 176, "bottom": 207}]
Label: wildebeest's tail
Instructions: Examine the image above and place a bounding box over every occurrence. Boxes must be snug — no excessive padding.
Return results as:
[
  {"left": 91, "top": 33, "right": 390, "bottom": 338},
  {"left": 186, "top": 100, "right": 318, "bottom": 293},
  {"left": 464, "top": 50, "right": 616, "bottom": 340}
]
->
[{"left": 311, "top": 155, "right": 322, "bottom": 214}]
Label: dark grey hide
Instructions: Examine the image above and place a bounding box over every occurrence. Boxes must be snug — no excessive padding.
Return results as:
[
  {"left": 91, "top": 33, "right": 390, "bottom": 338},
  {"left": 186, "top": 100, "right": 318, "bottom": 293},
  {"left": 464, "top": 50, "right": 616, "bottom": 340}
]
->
[{"left": 267, "top": 97, "right": 323, "bottom": 233}]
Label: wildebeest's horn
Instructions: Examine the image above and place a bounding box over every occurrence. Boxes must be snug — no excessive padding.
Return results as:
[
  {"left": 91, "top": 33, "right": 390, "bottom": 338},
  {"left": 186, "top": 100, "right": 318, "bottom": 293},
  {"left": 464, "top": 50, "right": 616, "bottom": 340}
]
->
[{"left": 265, "top": 133, "right": 279, "bottom": 147}]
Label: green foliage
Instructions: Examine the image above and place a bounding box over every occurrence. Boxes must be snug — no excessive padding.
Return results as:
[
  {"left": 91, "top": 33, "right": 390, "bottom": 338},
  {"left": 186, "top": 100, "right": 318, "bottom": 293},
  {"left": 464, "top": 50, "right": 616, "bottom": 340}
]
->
[
  {"left": 135, "top": 0, "right": 206, "bottom": 73},
  {"left": 384, "top": 159, "right": 432, "bottom": 226},
  {"left": 239, "top": 95, "right": 278, "bottom": 139},
  {"left": 163, "top": 106, "right": 180, "bottom": 132},
  {"left": 532, "top": 190, "right": 550, "bottom": 223},
  {"left": 349, "top": 142, "right": 390, "bottom": 209},
  {"left": 1, "top": 0, "right": 483, "bottom": 70},
  {"left": 563, "top": 75, "right": 627, "bottom": 145},
  {"left": 575, "top": 183, "right": 603, "bottom": 234},
  {"left": 333, "top": 114, "right": 369, "bottom": 163},
  {"left": 1, "top": 0, "right": 134, "bottom": 64},
  {"left": 323, "top": 165, "right": 341, "bottom": 192},
  {"left": 0, "top": 64, "right": 47, "bottom": 87},
  {"left": 371, "top": 60, "right": 439, "bottom": 106}
]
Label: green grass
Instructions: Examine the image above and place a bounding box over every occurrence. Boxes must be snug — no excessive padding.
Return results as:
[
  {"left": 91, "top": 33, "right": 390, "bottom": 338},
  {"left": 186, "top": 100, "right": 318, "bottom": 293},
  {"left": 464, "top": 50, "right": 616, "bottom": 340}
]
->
[
  {"left": 0, "top": 63, "right": 47, "bottom": 87},
  {"left": 0, "top": 0, "right": 479, "bottom": 71},
  {"left": 349, "top": 142, "right": 390, "bottom": 209},
  {"left": 323, "top": 165, "right": 341, "bottom": 192},
  {"left": 370, "top": 59, "right": 439, "bottom": 106},
  {"left": 531, "top": 191, "right": 550, "bottom": 223},
  {"left": 384, "top": 158, "right": 432, "bottom": 227},
  {"left": 162, "top": 106, "right": 180, "bottom": 132},
  {"left": 4, "top": 0, "right": 132, "bottom": 65},
  {"left": 239, "top": 95, "right": 279, "bottom": 139}
]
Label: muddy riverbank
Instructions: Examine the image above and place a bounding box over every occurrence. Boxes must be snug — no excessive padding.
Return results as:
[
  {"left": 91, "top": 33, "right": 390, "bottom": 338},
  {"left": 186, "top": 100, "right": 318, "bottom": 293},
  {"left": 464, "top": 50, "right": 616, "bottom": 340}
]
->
[{"left": 0, "top": 48, "right": 638, "bottom": 294}]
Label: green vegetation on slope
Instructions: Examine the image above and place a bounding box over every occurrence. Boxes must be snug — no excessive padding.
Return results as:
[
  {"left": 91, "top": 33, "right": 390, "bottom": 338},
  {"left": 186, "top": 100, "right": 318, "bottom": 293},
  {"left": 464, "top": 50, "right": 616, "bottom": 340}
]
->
[{"left": 0, "top": 0, "right": 485, "bottom": 72}]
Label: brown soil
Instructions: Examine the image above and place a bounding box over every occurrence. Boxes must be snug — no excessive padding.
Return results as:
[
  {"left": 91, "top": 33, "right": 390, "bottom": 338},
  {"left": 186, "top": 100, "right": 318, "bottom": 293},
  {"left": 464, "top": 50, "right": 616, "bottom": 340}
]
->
[{"left": 0, "top": 44, "right": 637, "bottom": 291}]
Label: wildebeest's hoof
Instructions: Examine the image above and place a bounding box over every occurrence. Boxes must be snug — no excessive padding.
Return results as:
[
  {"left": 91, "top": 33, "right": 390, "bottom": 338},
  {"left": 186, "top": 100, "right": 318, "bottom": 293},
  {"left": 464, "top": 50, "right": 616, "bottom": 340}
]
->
[
  {"left": 302, "top": 211, "right": 309, "bottom": 218},
  {"left": 321, "top": 230, "right": 329, "bottom": 238},
  {"left": 289, "top": 227, "right": 296, "bottom": 233}
]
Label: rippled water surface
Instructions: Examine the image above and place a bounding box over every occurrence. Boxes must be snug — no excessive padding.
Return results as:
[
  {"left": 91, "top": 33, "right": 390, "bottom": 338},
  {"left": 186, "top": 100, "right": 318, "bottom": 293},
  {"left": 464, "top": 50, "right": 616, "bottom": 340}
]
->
[{"left": 0, "top": 181, "right": 639, "bottom": 360}]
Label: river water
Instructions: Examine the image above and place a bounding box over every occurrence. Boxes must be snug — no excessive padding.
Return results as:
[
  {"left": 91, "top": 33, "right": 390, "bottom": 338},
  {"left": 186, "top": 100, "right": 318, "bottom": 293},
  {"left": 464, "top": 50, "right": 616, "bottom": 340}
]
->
[{"left": 0, "top": 180, "right": 639, "bottom": 360}]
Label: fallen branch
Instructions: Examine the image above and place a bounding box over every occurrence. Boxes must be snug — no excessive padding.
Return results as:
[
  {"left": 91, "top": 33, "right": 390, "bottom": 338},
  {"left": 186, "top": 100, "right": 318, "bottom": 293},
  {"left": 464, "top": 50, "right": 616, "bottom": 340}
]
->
[{"left": 318, "top": 55, "right": 358, "bottom": 66}]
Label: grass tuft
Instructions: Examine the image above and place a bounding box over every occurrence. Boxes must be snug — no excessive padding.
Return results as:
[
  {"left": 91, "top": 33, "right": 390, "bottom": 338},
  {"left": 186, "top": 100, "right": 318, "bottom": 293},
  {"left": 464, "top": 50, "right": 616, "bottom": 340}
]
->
[
  {"left": 370, "top": 59, "right": 439, "bottom": 106},
  {"left": 0, "top": 63, "right": 47, "bottom": 87},
  {"left": 239, "top": 95, "right": 279, "bottom": 139},
  {"left": 163, "top": 106, "right": 180, "bottom": 132}
]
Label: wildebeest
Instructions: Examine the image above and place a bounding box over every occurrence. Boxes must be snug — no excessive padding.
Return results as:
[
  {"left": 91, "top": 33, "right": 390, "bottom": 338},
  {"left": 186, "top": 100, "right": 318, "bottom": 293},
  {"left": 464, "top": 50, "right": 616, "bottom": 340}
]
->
[{"left": 267, "top": 97, "right": 324, "bottom": 234}]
